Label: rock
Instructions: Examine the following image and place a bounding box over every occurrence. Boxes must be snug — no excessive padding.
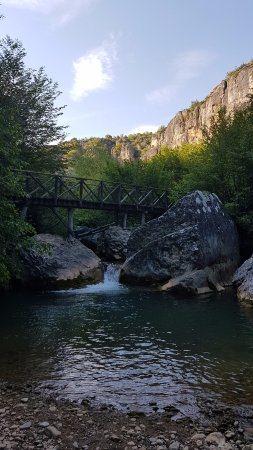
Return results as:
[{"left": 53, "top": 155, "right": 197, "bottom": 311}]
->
[
  {"left": 21, "top": 398, "right": 28, "bottom": 403},
  {"left": 205, "top": 432, "right": 226, "bottom": 446},
  {"left": 20, "top": 234, "right": 103, "bottom": 289},
  {"left": 110, "top": 434, "right": 121, "bottom": 442},
  {"left": 225, "top": 431, "right": 235, "bottom": 439},
  {"left": 190, "top": 433, "right": 206, "bottom": 441},
  {"left": 38, "top": 421, "right": 49, "bottom": 428},
  {"left": 148, "top": 61, "right": 253, "bottom": 155},
  {"left": 78, "top": 227, "right": 101, "bottom": 252},
  {"left": 244, "top": 427, "right": 253, "bottom": 441},
  {"left": 49, "top": 406, "right": 57, "bottom": 412},
  {"left": 149, "top": 437, "right": 164, "bottom": 445},
  {"left": 169, "top": 441, "right": 180, "bottom": 450},
  {"left": 233, "top": 256, "right": 253, "bottom": 306},
  {"left": 20, "top": 421, "right": 32, "bottom": 430},
  {"left": 120, "top": 191, "right": 239, "bottom": 294},
  {"left": 47, "top": 425, "right": 61, "bottom": 438},
  {"left": 97, "top": 226, "right": 131, "bottom": 261}
]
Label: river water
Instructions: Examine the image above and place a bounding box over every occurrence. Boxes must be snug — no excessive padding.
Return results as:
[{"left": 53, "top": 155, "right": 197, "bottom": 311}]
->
[{"left": 1, "top": 265, "right": 253, "bottom": 417}]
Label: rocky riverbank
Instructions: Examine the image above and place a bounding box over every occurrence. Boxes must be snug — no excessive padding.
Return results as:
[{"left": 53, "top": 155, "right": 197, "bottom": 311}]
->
[{"left": 1, "top": 382, "right": 253, "bottom": 450}]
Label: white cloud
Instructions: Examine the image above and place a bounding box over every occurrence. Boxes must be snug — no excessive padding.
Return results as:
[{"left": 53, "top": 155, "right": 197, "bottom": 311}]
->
[
  {"left": 146, "top": 50, "right": 214, "bottom": 103},
  {"left": 70, "top": 36, "right": 117, "bottom": 101},
  {"left": 2, "top": 0, "right": 96, "bottom": 24},
  {"left": 129, "top": 124, "right": 160, "bottom": 134}
]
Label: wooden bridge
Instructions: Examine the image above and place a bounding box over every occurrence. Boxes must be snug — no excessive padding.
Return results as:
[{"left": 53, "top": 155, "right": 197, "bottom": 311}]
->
[{"left": 13, "top": 171, "right": 169, "bottom": 234}]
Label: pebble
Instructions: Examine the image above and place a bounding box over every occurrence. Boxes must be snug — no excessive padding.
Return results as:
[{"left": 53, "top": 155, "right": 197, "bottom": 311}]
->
[
  {"left": 190, "top": 433, "right": 206, "bottom": 441},
  {"left": 169, "top": 441, "right": 180, "bottom": 450},
  {"left": 149, "top": 437, "right": 164, "bottom": 445},
  {"left": 38, "top": 421, "right": 49, "bottom": 428},
  {"left": 205, "top": 432, "right": 226, "bottom": 446},
  {"left": 20, "top": 421, "right": 32, "bottom": 430},
  {"left": 21, "top": 398, "right": 29, "bottom": 403},
  {"left": 110, "top": 434, "right": 121, "bottom": 442},
  {"left": 47, "top": 425, "right": 61, "bottom": 438},
  {"left": 225, "top": 431, "right": 235, "bottom": 439},
  {"left": 244, "top": 427, "right": 253, "bottom": 441},
  {"left": 49, "top": 406, "right": 57, "bottom": 412}
]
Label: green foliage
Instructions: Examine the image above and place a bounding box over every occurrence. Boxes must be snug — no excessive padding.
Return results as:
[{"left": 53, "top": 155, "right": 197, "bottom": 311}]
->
[
  {"left": 0, "top": 35, "right": 68, "bottom": 287},
  {"left": 0, "top": 36, "right": 66, "bottom": 172},
  {"left": 0, "top": 95, "right": 33, "bottom": 289},
  {"left": 68, "top": 101, "right": 253, "bottom": 251}
]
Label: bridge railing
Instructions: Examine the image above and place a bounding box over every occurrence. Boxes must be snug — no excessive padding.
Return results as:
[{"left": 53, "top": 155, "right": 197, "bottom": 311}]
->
[{"left": 14, "top": 170, "right": 170, "bottom": 211}]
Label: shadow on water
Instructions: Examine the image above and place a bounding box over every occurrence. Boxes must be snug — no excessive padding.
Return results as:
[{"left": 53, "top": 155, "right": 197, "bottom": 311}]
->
[{"left": 1, "top": 264, "right": 253, "bottom": 416}]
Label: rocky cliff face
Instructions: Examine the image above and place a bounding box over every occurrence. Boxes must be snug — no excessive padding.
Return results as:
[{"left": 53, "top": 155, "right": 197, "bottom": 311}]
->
[{"left": 146, "top": 61, "right": 253, "bottom": 158}]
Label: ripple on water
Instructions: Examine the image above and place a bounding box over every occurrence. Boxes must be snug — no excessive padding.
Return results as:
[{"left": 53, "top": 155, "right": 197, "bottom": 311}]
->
[{"left": 1, "top": 265, "right": 253, "bottom": 417}]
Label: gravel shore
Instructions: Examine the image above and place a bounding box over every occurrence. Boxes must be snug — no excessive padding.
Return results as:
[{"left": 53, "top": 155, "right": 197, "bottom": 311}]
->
[{"left": 0, "top": 382, "right": 253, "bottom": 450}]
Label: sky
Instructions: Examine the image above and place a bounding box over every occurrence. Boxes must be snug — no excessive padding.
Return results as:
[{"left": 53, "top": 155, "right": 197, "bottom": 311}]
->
[{"left": 1, "top": 0, "right": 253, "bottom": 139}]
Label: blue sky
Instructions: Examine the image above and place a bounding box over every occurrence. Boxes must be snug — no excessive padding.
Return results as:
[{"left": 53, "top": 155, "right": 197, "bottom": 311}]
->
[{"left": 1, "top": 0, "right": 253, "bottom": 139}]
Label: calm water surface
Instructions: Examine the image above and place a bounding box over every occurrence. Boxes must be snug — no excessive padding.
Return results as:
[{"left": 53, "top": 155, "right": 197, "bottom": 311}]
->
[{"left": 1, "top": 265, "right": 253, "bottom": 417}]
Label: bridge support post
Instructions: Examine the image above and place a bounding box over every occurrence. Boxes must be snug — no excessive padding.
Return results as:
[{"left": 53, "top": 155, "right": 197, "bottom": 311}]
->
[
  {"left": 123, "top": 213, "right": 128, "bottom": 229},
  {"left": 21, "top": 205, "right": 28, "bottom": 220},
  {"left": 67, "top": 208, "right": 74, "bottom": 238},
  {"left": 141, "top": 212, "right": 146, "bottom": 226}
]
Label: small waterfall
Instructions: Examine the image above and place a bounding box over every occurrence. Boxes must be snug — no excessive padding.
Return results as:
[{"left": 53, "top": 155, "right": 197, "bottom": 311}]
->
[
  {"left": 53, "top": 263, "right": 126, "bottom": 295},
  {"left": 83, "top": 263, "right": 126, "bottom": 294}
]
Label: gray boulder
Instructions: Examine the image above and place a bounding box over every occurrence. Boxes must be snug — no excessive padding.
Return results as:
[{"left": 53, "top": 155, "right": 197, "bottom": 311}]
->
[
  {"left": 97, "top": 226, "right": 131, "bottom": 261},
  {"left": 233, "top": 256, "right": 253, "bottom": 306},
  {"left": 120, "top": 191, "right": 239, "bottom": 295},
  {"left": 20, "top": 234, "right": 103, "bottom": 289}
]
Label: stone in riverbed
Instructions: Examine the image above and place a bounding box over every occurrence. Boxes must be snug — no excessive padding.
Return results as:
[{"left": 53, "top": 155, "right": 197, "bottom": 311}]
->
[
  {"left": 20, "top": 234, "right": 103, "bottom": 289},
  {"left": 233, "top": 256, "right": 253, "bottom": 306},
  {"left": 47, "top": 425, "right": 61, "bottom": 437},
  {"left": 97, "top": 226, "right": 131, "bottom": 261},
  {"left": 169, "top": 442, "right": 180, "bottom": 450},
  {"left": 38, "top": 421, "right": 49, "bottom": 428},
  {"left": 205, "top": 432, "right": 226, "bottom": 446},
  {"left": 20, "top": 421, "right": 32, "bottom": 429},
  {"left": 120, "top": 191, "right": 239, "bottom": 295}
]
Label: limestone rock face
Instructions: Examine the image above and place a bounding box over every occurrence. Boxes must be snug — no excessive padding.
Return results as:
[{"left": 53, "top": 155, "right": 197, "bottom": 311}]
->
[
  {"left": 120, "top": 191, "right": 239, "bottom": 295},
  {"left": 149, "top": 62, "right": 253, "bottom": 155},
  {"left": 20, "top": 234, "right": 103, "bottom": 289},
  {"left": 97, "top": 226, "right": 131, "bottom": 261},
  {"left": 233, "top": 256, "right": 253, "bottom": 306},
  {"left": 111, "top": 138, "right": 140, "bottom": 162}
]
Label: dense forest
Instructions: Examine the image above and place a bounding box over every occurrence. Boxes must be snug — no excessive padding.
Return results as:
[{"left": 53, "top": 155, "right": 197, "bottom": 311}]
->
[{"left": 1, "top": 36, "right": 253, "bottom": 289}]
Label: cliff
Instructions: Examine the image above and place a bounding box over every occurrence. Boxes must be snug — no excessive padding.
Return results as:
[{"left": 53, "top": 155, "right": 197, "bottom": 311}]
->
[
  {"left": 145, "top": 61, "right": 253, "bottom": 158},
  {"left": 64, "top": 61, "right": 253, "bottom": 163}
]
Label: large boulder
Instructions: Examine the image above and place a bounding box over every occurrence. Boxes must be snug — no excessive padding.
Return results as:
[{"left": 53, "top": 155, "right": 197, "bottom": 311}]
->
[
  {"left": 20, "top": 234, "right": 103, "bottom": 289},
  {"left": 78, "top": 228, "right": 101, "bottom": 252},
  {"left": 120, "top": 191, "right": 239, "bottom": 295},
  {"left": 97, "top": 226, "right": 131, "bottom": 261},
  {"left": 233, "top": 256, "right": 253, "bottom": 306}
]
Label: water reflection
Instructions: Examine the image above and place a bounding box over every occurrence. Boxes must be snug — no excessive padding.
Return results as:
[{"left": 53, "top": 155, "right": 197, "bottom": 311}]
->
[{"left": 1, "top": 266, "right": 253, "bottom": 416}]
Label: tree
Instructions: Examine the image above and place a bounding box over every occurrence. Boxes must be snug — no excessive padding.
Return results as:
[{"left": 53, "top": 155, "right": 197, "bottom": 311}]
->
[
  {"left": 0, "top": 36, "right": 66, "bottom": 172},
  {"left": 0, "top": 95, "right": 32, "bottom": 288},
  {"left": 0, "top": 36, "right": 68, "bottom": 287}
]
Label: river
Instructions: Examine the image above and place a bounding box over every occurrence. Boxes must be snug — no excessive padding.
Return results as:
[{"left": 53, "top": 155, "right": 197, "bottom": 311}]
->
[{"left": 1, "top": 265, "right": 253, "bottom": 418}]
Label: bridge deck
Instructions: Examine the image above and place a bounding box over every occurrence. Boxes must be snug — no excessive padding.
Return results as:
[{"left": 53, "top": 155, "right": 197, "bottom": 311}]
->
[{"left": 13, "top": 171, "right": 169, "bottom": 215}]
